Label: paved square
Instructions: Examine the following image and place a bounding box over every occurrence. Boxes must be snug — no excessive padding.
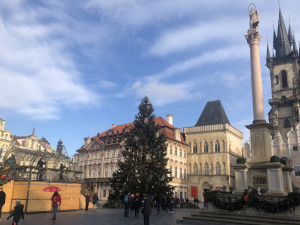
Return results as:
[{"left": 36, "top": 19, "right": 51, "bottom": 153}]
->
[{"left": 1, "top": 208, "right": 203, "bottom": 225}]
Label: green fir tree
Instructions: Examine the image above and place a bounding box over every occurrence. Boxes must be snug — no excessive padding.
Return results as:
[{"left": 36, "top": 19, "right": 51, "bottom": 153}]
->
[{"left": 110, "top": 96, "right": 173, "bottom": 200}]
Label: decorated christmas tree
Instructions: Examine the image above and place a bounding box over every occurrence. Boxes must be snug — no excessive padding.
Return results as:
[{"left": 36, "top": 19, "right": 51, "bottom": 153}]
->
[{"left": 110, "top": 96, "right": 173, "bottom": 200}]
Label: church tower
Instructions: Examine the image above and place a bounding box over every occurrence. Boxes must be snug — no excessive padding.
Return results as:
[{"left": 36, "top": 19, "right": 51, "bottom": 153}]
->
[{"left": 267, "top": 9, "right": 300, "bottom": 138}]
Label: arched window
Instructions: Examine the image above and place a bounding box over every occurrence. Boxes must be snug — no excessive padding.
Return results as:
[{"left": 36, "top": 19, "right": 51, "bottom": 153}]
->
[
  {"left": 193, "top": 163, "right": 198, "bottom": 175},
  {"left": 199, "top": 142, "right": 202, "bottom": 153},
  {"left": 199, "top": 163, "right": 202, "bottom": 175},
  {"left": 284, "top": 119, "right": 291, "bottom": 128},
  {"left": 282, "top": 70, "right": 288, "bottom": 88},
  {"left": 211, "top": 163, "right": 213, "bottom": 175},
  {"left": 222, "top": 140, "right": 226, "bottom": 152},
  {"left": 193, "top": 143, "right": 197, "bottom": 153},
  {"left": 216, "top": 162, "right": 221, "bottom": 175},
  {"left": 204, "top": 142, "right": 208, "bottom": 153},
  {"left": 215, "top": 141, "right": 220, "bottom": 152},
  {"left": 189, "top": 163, "right": 191, "bottom": 174},
  {"left": 210, "top": 142, "right": 213, "bottom": 152},
  {"left": 204, "top": 163, "right": 209, "bottom": 175}
]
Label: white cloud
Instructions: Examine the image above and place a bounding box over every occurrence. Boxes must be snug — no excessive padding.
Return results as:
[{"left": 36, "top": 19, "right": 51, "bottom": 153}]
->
[
  {"left": 147, "top": 44, "right": 248, "bottom": 80},
  {"left": 0, "top": 2, "right": 100, "bottom": 120},
  {"left": 148, "top": 17, "right": 246, "bottom": 57},
  {"left": 130, "top": 80, "right": 202, "bottom": 106}
]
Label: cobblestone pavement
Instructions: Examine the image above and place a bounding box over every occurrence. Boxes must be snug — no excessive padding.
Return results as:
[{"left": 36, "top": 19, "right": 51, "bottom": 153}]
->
[{"left": 0, "top": 208, "right": 210, "bottom": 225}]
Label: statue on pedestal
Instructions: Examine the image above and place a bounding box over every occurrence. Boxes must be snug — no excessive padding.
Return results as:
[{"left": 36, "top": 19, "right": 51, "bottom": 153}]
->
[{"left": 248, "top": 3, "right": 259, "bottom": 33}]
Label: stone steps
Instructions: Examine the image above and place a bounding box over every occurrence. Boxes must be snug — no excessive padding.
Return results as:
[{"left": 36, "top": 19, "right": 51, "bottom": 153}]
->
[{"left": 180, "top": 211, "right": 300, "bottom": 225}]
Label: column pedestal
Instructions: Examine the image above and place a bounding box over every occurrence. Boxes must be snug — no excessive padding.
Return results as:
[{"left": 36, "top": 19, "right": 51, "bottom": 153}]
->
[{"left": 246, "top": 122, "right": 273, "bottom": 162}]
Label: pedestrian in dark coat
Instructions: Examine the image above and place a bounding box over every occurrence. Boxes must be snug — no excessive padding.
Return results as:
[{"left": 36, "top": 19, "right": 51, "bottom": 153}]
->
[
  {"left": 92, "top": 194, "right": 98, "bottom": 211},
  {"left": 85, "top": 194, "right": 90, "bottom": 211},
  {"left": 7, "top": 199, "right": 24, "bottom": 225},
  {"left": 155, "top": 194, "right": 161, "bottom": 215},
  {"left": 142, "top": 194, "right": 151, "bottom": 225},
  {"left": 0, "top": 187, "right": 6, "bottom": 221},
  {"left": 133, "top": 193, "right": 141, "bottom": 218},
  {"left": 124, "top": 193, "right": 130, "bottom": 217}
]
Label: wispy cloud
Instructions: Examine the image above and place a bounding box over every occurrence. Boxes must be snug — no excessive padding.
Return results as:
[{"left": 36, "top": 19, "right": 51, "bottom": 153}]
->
[
  {"left": 0, "top": 1, "right": 100, "bottom": 120},
  {"left": 148, "top": 17, "right": 246, "bottom": 57}
]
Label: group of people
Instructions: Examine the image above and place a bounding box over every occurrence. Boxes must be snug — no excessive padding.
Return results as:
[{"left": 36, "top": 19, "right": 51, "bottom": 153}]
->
[
  {"left": 124, "top": 193, "right": 151, "bottom": 225},
  {"left": 0, "top": 187, "right": 24, "bottom": 225},
  {"left": 85, "top": 193, "right": 99, "bottom": 211},
  {"left": 37, "top": 158, "right": 67, "bottom": 181}
]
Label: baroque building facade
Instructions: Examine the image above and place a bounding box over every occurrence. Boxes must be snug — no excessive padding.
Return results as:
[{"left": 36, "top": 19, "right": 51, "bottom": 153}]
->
[
  {"left": 73, "top": 116, "right": 188, "bottom": 202},
  {"left": 0, "top": 118, "right": 70, "bottom": 168},
  {"left": 183, "top": 100, "right": 243, "bottom": 199}
]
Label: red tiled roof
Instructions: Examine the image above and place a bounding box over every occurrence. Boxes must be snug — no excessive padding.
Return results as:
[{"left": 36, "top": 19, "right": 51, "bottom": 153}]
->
[{"left": 91, "top": 117, "right": 186, "bottom": 145}]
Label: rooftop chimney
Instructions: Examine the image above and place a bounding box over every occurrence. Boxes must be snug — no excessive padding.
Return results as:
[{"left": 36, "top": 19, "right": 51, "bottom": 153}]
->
[
  {"left": 112, "top": 124, "right": 117, "bottom": 128},
  {"left": 166, "top": 114, "right": 173, "bottom": 125}
]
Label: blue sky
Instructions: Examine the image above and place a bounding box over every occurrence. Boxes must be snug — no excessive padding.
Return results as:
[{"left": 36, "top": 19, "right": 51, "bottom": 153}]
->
[{"left": 0, "top": 0, "right": 300, "bottom": 157}]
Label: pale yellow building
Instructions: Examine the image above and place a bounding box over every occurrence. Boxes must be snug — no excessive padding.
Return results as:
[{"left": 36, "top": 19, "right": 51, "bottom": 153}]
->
[
  {"left": 0, "top": 118, "right": 13, "bottom": 162},
  {"left": 0, "top": 118, "right": 70, "bottom": 169},
  {"left": 184, "top": 100, "right": 243, "bottom": 200}
]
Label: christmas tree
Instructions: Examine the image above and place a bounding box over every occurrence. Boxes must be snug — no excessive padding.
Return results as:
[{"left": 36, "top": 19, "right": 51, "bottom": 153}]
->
[{"left": 110, "top": 96, "right": 173, "bottom": 200}]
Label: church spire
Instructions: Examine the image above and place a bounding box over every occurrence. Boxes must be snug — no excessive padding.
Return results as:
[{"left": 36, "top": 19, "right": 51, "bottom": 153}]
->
[
  {"left": 274, "top": 9, "right": 292, "bottom": 58},
  {"left": 288, "top": 22, "right": 293, "bottom": 45},
  {"left": 266, "top": 41, "right": 271, "bottom": 67}
]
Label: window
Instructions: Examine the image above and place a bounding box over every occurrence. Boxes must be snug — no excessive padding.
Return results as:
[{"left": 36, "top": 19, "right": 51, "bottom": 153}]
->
[
  {"left": 295, "top": 166, "right": 300, "bottom": 177},
  {"left": 180, "top": 149, "right": 182, "bottom": 157},
  {"left": 215, "top": 141, "right": 220, "bottom": 152},
  {"left": 193, "top": 163, "right": 198, "bottom": 175},
  {"left": 103, "top": 190, "right": 106, "bottom": 198},
  {"left": 175, "top": 147, "right": 177, "bottom": 156},
  {"left": 193, "top": 143, "right": 197, "bottom": 153},
  {"left": 204, "top": 142, "right": 208, "bottom": 153},
  {"left": 204, "top": 163, "right": 209, "bottom": 175},
  {"left": 170, "top": 166, "right": 172, "bottom": 177},
  {"left": 98, "top": 168, "right": 101, "bottom": 177},
  {"left": 293, "top": 146, "right": 298, "bottom": 151},
  {"left": 112, "top": 150, "right": 115, "bottom": 157},
  {"left": 282, "top": 71, "right": 288, "bottom": 88},
  {"left": 284, "top": 119, "right": 291, "bottom": 128},
  {"left": 216, "top": 163, "right": 221, "bottom": 175},
  {"left": 184, "top": 150, "right": 186, "bottom": 158},
  {"left": 184, "top": 169, "right": 186, "bottom": 179},
  {"left": 175, "top": 167, "right": 178, "bottom": 178},
  {"left": 180, "top": 168, "right": 182, "bottom": 179},
  {"left": 170, "top": 146, "right": 173, "bottom": 155},
  {"left": 89, "top": 169, "right": 92, "bottom": 177}
]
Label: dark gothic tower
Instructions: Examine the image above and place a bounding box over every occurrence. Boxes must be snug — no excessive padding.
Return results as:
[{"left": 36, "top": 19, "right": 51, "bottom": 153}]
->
[
  {"left": 267, "top": 9, "right": 300, "bottom": 138},
  {"left": 56, "top": 139, "right": 64, "bottom": 154}
]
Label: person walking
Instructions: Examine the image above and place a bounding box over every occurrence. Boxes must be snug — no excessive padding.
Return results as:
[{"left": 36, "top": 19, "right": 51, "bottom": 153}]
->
[
  {"left": 85, "top": 194, "right": 90, "bottom": 211},
  {"left": 92, "top": 193, "right": 98, "bottom": 211},
  {"left": 124, "top": 193, "right": 130, "bottom": 217},
  {"left": 142, "top": 194, "right": 151, "bottom": 225},
  {"left": 202, "top": 192, "right": 207, "bottom": 211},
  {"left": 155, "top": 194, "right": 161, "bottom": 215},
  {"left": 51, "top": 191, "right": 61, "bottom": 220},
  {"left": 169, "top": 197, "right": 174, "bottom": 213},
  {"left": 7, "top": 199, "right": 24, "bottom": 225},
  {"left": 133, "top": 193, "right": 141, "bottom": 218},
  {"left": 0, "top": 187, "right": 6, "bottom": 221}
]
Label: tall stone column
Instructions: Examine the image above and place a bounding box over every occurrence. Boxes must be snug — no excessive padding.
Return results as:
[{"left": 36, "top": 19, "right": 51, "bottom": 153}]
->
[
  {"left": 245, "top": 8, "right": 273, "bottom": 162},
  {"left": 245, "top": 32, "right": 265, "bottom": 124}
]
